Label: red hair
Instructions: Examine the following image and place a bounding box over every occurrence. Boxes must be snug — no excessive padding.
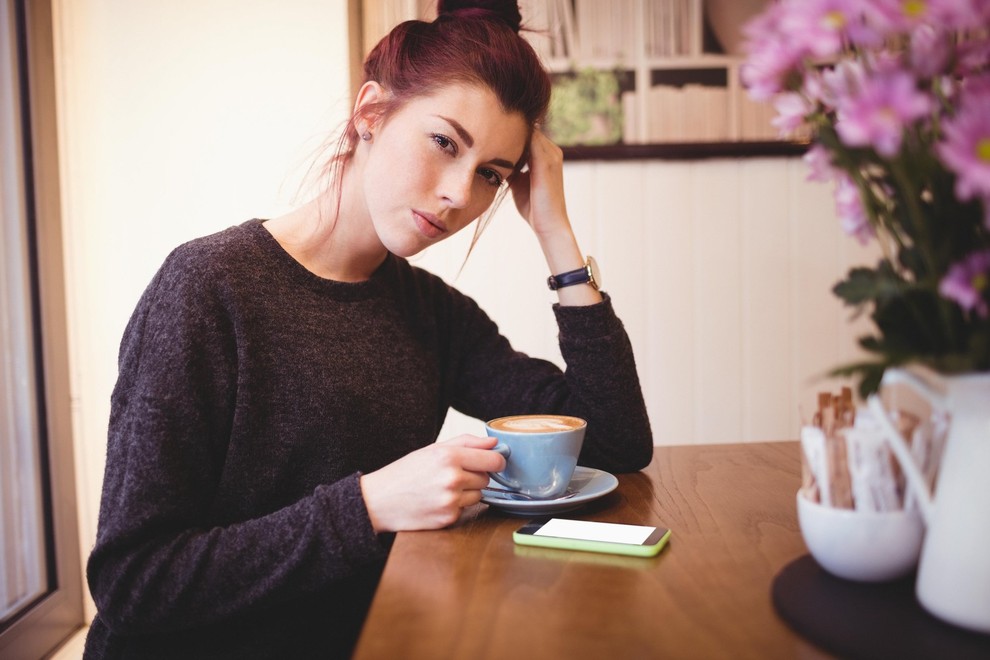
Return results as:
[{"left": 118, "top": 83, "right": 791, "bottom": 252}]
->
[
  {"left": 355, "top": 1, "right": 550, "bottom": 150},
  {"left": 344, "top": 0, "right": 549, "bottom": 165},
  {"left": 317, "top": 1, "right": 551, "bottom": 247}
]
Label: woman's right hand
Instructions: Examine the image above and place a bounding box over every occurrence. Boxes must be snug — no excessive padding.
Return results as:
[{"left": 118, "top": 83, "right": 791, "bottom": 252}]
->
[{"left": 359, "top": 435, "right": 506, "bottom": 532}]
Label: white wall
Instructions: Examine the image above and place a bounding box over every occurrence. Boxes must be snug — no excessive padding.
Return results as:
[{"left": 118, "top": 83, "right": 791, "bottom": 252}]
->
[
  {"left": 51, "top": 0, "right": 873, "bottom": 625},
  {"left": 52, "top": 0, "right": 352, "bottom": 620},
  {"left": 417, "top": 159, "right": 877, "bottom": 444}
]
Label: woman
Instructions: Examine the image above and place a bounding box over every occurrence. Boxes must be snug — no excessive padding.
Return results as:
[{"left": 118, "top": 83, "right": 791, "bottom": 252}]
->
[{"left": 84, "top": 1, "right": 653, "bottom": 657}]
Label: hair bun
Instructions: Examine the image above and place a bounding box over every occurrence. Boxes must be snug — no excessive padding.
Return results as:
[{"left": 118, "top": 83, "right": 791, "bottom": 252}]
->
[{"left": 436, "top": 0, "right": 523, "bottom": 33}]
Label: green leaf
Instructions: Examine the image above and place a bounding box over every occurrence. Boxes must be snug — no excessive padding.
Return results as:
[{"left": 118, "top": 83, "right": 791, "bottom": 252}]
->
[
  {"left": 897, "top": 247, "right": 927, "bottom": 278},
  {"left": 828, "top": 361, "right": 890, "bottom": 398},
  {"left": 857, "top": 335, "right": 885, "bottom": 353},
  {"left": 857, "top": 366, "right": 886, "bottom": 399},
  {"left": 833, "top": 263, "right": 903, "bottom": 305},
  {"left": 870, "top": 288, "right": 971, "bottom": 358}
]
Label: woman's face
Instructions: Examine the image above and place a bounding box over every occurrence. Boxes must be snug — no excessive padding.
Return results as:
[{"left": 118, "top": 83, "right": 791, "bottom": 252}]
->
[{"left": 358, "top": 83, "right": 529, "bottom": 258}]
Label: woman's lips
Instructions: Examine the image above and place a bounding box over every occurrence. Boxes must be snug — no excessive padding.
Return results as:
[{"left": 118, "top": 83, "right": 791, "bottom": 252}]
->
[{"left": 412, "top": 210, "right": 447, "bottom": 238}]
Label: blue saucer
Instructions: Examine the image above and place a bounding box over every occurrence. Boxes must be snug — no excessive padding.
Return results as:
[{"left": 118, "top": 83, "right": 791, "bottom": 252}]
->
[{"left": 481, "top": 466, "right": 618, "bottom": 516}]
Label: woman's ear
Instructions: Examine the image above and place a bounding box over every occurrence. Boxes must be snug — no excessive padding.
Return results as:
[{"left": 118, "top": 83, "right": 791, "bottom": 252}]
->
[{"left": 353, "top": 81, "right": 386, "bottom": 137}]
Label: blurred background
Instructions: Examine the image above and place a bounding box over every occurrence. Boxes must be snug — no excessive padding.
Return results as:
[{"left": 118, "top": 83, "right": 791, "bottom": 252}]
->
[{"left": 3, "top": 1, "right": 876, "bottom": 656}]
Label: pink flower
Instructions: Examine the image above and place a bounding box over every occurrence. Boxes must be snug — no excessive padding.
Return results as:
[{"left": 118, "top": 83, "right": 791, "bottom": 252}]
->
[
  {"left": 778, "top": 0, "right": 884, "bottom": 57},
  {"left": 909, "top": 24, "right": 951, "bottom": 78},
  {"left": 741, "top": 5, "right": 806, "bottom": 101},
  {"left": 956, "top": 37, "right": 990, "bottom": 77},
  {"left": 939, "top": 249, "right": 990, "bottom": 317},
  {"left": 871, "top": 0, "right": 985, "bottom": 31},
  {"left": 835, "top": 175, "right": 875, "bottom": 244},
  {"left": 835, "top": 68, "right": 934, "bottom": 156},
  {"left": 741, "top": 45, "right": 804, "bottom": 101},
  {"left": 804, "top": 144, "right": 836, "bottom": 182},
  {"left": 959, "top": 74, "right": 990, "bottom": 104},
  {"left": 931, "top": 0, "right": 990, "bottom": 30},
  {"left": 815, "top": 59, "right": 868, "bottom": 108},
  {"left": 772, "top": 92, "right": 811, "bottom": 135},
  {"left": 936, "top": 82, "right": 990, "bottom": 201}
]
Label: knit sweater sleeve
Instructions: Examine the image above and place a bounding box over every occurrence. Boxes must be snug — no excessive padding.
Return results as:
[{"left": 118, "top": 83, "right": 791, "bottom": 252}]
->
[
  {"left": 86, "top": 245, "right": 389, "bottom": 635},
  {"left": 443, "top": 289, "right": 654, "bottom": 474}
]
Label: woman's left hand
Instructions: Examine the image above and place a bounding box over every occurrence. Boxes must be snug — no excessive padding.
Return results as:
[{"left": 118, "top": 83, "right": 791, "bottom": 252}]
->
[
  {"left": 509, "top": 129, "right": 602, "bottom": 306},
  {"left": 509, "top": 130, "right": 570, "bottom": 238}
]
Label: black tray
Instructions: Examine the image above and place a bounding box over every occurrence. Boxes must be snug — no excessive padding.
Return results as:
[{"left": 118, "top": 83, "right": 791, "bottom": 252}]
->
[{"left": 772, "top": 555, "right": 990, "bottom": 659}]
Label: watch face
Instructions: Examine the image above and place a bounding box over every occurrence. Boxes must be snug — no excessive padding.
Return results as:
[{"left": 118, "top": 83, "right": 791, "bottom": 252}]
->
[{"left": 587, "top": 256, "right": 601, "bottom": 289}]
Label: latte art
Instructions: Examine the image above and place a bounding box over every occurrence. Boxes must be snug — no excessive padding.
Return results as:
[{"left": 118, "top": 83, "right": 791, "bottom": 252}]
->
[{"left": 487, "top": 415, "right": 585, "bottom": 433}]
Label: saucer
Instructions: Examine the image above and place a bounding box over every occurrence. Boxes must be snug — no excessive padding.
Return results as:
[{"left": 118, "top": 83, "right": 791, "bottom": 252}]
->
[{"left": 481, "top": 466, "right": 618, "bottom": 516}]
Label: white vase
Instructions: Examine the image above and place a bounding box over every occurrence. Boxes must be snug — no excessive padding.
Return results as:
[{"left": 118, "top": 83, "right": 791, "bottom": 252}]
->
[{"left": 869, "top": 369, "right": 990, "bottom": 634}]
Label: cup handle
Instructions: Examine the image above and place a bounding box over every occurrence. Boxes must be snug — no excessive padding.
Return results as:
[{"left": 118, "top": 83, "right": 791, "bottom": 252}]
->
[{"left": 487, "top": 443, "right": 516, "bottom": 490}]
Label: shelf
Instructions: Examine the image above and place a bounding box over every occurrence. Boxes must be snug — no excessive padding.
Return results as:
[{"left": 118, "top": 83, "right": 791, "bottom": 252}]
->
[
  {"left": 561, "top": 140, "right": 810, "bottom": 161},
  {"left": 529, "top": 0, "right": 783, "bottom": 150},
  {"left": 545, "top": 55, "right": 737, "bottom": 73},
  {"left": 642, "top": 54, "right": 737, "bottom": 69}
]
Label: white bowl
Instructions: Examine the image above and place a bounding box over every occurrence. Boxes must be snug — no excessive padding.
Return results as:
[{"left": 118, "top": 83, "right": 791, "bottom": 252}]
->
[{"left": 796, "top": 492, "right": 924, "bottom": 582}]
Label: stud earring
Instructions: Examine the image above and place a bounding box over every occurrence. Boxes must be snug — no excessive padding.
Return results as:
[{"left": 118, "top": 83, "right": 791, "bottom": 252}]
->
[{"left": 361, "top": 131, "right": 372, "bottom": 141}]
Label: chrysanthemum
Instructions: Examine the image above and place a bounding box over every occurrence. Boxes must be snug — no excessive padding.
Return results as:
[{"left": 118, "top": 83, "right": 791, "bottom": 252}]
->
[
  {"left": 803, "top": 144, "right": 835, "bottom": 183},
  {"left": 835, "top": 68, "right": 933, "bottom": 156},
  {"left": 812, "top": 59, "right": 867, "bottom": 109},
  {"left": 741, "top": 5, "right": 805, "bottom": 101},
  {"left": 779, "top": 0, "right": 884, "bottom": 56},
  {"left": 908, "top": 24, "right": 951, "bottom": 78},
  {"left": 835, "top": 175, "right": 875, "bottom": 243},
  {"left": 771, "top": 93, "right": 811, "bottom": 135},
  {"left": 939, "top": 250, "right": 990, "bottom": 317},
  {"left": 871, "top": 0, "right": 983, "bottom": 31},
  {"left": 937, "top": 85, "right": 990, "bottom": 201}
]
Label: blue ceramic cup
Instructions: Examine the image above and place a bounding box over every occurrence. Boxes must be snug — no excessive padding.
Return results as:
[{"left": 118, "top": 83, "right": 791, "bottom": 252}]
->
[{"left": 486, "top": 414, "right": 587, "bottom": 499}]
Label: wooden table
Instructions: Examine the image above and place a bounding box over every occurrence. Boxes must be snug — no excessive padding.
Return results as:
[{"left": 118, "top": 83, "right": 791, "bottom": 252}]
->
[{"left": 353, "top": 442, "right": 831, "bottom": 659}]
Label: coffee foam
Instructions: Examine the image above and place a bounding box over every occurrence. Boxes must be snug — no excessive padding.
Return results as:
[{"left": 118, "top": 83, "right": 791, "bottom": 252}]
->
[{"left": 489, "top": 415, "right": 584, "bottom": 433}]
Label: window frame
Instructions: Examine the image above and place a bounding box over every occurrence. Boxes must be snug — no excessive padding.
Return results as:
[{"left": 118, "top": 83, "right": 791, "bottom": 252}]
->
[{"left": 0, "top": 0, "right": 84, "bottom": 656}]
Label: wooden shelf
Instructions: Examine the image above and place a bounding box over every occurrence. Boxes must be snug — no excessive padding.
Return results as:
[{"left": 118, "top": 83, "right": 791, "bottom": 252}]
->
[
  {"left": 642, "top": 54, "right": 737, "bottom": 68},
  {"left": 561, "top": 140, "right": 809, "bottom": 161},
  {"left": 528, "top": 0, "right": 783, "bottom": 149}
]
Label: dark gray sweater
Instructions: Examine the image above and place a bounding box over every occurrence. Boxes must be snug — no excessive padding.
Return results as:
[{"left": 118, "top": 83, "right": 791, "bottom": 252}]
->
[{"left": 84, "top": 219, "right": 652, "bottom": 658}]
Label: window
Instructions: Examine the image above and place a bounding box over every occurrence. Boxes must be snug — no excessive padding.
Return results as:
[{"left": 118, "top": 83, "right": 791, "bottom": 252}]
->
[
  {"left": 1, "top": 0, "right": 48, "bottom": 631},
  {"left": 0, "top": 0, "right": 83, "bottom": 657}
]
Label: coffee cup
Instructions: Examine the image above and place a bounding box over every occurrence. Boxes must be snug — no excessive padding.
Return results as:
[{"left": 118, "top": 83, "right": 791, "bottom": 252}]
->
[{"left": 485, "top": 414, "right": 587, "bottom": 499}]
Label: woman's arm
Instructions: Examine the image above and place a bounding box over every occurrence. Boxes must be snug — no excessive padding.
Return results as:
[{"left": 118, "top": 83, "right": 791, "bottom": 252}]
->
[{"left": 509, "top": 130, "right": 602, "bottom": 308}]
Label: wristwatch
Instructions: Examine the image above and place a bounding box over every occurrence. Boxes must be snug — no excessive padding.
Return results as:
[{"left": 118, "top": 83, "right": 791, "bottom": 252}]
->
[{"left": 547, "top": 256, "right": 600, "bottom": 291}]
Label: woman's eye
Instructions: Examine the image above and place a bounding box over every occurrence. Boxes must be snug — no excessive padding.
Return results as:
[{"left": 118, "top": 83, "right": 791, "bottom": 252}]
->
[
  {"left": 430, "top": 133, "right": 502, "bottom": 187},
  {"left": 431, "top": 133, "right": 455, "bottom": 154},
  {"left": 478, "top": 168, "right": 504, "bottom": 188}
]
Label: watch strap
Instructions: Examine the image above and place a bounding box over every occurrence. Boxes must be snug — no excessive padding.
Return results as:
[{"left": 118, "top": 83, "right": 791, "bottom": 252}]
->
[{"left": 547, "top": 260, "right": 594, "bottom": 290}]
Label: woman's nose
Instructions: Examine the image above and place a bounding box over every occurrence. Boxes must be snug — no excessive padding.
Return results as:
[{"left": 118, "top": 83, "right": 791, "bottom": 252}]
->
[{"left": 438, "top": 167, "right": 473, "bottom": 209}]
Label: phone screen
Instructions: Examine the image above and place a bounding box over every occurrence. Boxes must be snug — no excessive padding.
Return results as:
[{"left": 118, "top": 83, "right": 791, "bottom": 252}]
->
[
  {"left": 514, "top": 518, "right": 672, "bottom": 557},
  {"left": 533, "top": 518, "right": 657, "bottom": 544}
]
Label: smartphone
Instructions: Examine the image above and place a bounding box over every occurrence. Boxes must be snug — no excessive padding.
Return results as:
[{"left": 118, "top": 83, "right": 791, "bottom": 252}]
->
[{"left": 513, "top": 517, "right": 671, "bottom": 557}]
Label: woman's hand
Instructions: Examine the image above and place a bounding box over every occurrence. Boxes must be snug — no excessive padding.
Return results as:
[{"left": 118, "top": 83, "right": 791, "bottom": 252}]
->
[
  {"left": 510, "top": 129, "right": 603, "bottom": 306},
  {"left": 359, "top": 435, "right": 506, "bottom": 532},
  {"left": 509, "top": 129, "right": 570, "bottom": 238}
]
